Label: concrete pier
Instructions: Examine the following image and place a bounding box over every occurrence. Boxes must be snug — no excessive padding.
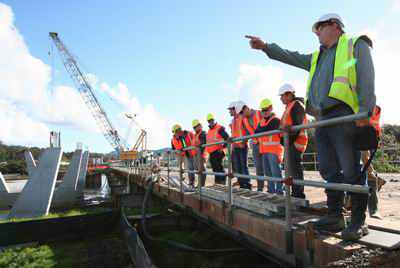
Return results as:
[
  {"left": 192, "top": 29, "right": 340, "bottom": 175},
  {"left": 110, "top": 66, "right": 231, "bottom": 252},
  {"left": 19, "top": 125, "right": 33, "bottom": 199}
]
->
[
  {"left": 52, "top": 149, "right": 83, "bottom": 208},
  {"left": 8, "top": 148, "right": 62, "bottom": 218}
]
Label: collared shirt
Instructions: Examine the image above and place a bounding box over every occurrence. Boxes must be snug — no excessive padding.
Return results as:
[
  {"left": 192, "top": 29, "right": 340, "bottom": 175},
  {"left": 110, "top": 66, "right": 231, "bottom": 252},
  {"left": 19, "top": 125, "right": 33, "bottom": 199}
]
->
[{"left": 262, "top": 37, "right": 375, "bottom": 118}]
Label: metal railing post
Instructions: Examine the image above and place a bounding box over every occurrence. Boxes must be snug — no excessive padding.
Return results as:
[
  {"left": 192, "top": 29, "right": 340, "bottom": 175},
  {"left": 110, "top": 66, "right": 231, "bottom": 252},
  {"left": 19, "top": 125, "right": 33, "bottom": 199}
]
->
[
  {"left": 179, "top": 153, "right": 184, "bottom": 202},
  {"left": 283, "top": 130, "right": 293, "bottom": 254},
  {"left": 226, "top": 141, "right": 233, "bottom": 206},
  {"left": 197, "top": 146, "right": 203, "bottom": 200},
  {"left": 167, "top": 152, "right": 170, "bottom": 194},
  {"left": 313, "top": 152, "right": 317, "bottom": 171}
]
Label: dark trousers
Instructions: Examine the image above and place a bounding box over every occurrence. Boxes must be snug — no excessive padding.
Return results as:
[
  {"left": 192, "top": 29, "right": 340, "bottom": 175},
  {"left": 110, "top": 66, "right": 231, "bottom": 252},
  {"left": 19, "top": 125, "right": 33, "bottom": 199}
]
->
[
  {"left": 209, "top": 150, "right": 226, "bottom": 184},
  {"left": 232, "top": 147, "right": 251, "bottom": 189},
  {"left": 287, "top": 144, "right": 305, "bottom": 198},
  {"left": 315, "top": 105, "right": 365, "bottom": 215}
]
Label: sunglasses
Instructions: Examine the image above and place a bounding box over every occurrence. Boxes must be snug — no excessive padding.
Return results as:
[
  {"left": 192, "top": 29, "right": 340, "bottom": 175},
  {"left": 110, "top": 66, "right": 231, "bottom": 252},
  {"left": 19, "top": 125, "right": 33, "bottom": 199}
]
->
[{"left": 317, "top": 21, "right": 334, "bottom": 31}]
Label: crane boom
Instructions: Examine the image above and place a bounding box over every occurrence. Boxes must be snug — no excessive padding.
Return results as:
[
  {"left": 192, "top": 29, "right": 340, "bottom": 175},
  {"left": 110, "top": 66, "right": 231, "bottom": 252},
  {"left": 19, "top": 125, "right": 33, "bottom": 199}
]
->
[{"left": 49, "top": 32, "right": 122, "bottom": 152}]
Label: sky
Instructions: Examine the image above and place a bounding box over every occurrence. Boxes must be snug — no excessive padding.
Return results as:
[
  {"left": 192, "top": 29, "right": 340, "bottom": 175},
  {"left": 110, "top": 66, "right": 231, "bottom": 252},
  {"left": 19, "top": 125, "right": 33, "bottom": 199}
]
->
[{"left": 1, "top": 0, "right": 399, "bottom": 153}]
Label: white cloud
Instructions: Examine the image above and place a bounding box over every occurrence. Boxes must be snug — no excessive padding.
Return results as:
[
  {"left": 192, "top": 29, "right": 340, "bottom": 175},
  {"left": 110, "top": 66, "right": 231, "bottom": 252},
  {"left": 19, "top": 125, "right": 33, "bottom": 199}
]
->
[
  {"left": 235, "top": 64, "right": 305, "bottom": 117},
  {"left": 99, "top": 82, "right": 172, "bottom": 149},
  {"left": 0, "top": 3, "right": 102, "bottom": 147},
  {"left": 0, "top": 99, "right": 49, "bottom": 147},
  {"left": 361, "top": 1, "right": 400, "bottom": 125}
]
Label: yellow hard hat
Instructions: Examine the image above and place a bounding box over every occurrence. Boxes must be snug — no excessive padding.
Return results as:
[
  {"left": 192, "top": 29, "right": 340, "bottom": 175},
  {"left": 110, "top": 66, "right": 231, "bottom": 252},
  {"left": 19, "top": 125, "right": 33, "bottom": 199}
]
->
[
  {"left": 260, "top": 98, "right": 272, "bottom": 110},
  {"left": 172, "top": 124, "right": 182, "bottom": 133},
  {"left": 206, "top": 113, "right": 215, "bottom": 121},
  {"left": 192, "top": 119, "right": 200, "bottom": 128}
]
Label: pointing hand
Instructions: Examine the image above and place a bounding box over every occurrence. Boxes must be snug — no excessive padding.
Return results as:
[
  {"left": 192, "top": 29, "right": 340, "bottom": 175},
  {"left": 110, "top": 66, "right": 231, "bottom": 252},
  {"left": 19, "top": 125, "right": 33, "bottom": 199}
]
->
[{"left": 245, "top": 35, "right": 266, "bottom": 50}]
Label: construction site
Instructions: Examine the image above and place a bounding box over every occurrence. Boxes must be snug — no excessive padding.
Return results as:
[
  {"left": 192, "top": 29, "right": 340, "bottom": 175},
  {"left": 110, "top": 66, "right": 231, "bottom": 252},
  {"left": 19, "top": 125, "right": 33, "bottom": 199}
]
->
[{"left": 1, "top": 2, "right": 400, "bottom": 268}]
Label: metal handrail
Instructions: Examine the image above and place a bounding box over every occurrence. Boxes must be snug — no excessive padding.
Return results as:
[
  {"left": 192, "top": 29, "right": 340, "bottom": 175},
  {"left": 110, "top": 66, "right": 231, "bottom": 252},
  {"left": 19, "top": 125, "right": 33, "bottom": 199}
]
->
[{"left": 132, "top": 111, "right": 371, "bottom": 255}]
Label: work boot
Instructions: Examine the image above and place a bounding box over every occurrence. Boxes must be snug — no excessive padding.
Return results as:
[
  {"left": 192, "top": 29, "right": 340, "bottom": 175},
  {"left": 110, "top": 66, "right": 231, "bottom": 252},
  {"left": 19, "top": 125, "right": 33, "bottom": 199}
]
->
[
  {"left": 376, "top": 174, "right": 386, "bottom": 192},
  {"left": 342, "top": 193, "right": 369, "bottom": 241},
  {"left": 313, "top": 213, "right": 346, "bottom": 232},
  {"left": 314, "top": 190, "right": 346, "bottom": 232}
]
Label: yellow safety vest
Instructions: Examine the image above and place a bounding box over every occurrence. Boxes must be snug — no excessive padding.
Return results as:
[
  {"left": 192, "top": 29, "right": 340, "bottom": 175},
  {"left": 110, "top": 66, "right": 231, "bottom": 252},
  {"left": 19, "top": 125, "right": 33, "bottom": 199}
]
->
[{"left": 306, "top": 34, "right": 371, "bottom": 114}]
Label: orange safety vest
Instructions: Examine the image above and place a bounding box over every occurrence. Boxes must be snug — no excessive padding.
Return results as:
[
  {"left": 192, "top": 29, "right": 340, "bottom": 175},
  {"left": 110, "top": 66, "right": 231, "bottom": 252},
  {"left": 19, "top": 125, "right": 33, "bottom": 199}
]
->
[
  {"left": 206, "top": 124, "right": 224, "bottom": 154},
  {"left": 370, "top": 105, "right": 382, "bottom": 137},
  {"left": 243, "top": 110, "right": 262, "bottom": 144},
  {"left": 281, "top": 100, "right": 308, "bottom": 153},
  {"left": 231, "top": 114, "right": 247, "bottom": 148},
  {"left": 258, "top": 115, "right": 284, "bottom": 162},
  {"left": 194, "top": 130, "right": 206, "bottom": 158},
  {"left": 171, "top": 131, "right": 196, "bottom": 157}
]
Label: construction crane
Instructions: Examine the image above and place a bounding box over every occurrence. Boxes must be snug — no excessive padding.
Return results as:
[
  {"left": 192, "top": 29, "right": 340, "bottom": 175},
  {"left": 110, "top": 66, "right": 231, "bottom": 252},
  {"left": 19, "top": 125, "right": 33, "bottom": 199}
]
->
[
  {"left": 120, "top": 113, "right": 147, "bottom": 161},
  {"left": 49, "top": 32, "right": 123, "bottom": 154}
]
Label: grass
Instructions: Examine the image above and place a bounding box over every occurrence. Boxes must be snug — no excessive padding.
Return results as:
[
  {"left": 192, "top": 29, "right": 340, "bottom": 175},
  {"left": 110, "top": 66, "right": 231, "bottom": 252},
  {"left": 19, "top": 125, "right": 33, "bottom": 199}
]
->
[
  {"left": 0, "top": 207, "right": 111, "bottom": 224},
  {"left": 0, "top": 233, "right": 127, "bottom": 268}
]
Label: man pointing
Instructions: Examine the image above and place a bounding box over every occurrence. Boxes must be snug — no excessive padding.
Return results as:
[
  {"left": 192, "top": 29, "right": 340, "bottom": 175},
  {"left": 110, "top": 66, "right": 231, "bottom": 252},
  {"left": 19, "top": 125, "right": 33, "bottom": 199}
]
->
[{"left": 246, "top": 13, "right": 376, "bottom": 241}]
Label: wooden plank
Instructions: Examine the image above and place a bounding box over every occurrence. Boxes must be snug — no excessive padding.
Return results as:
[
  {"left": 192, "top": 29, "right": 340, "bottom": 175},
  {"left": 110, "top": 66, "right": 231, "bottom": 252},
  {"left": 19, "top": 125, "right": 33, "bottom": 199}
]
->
[{"left": 358, "top": 229, "right": 400, "bottom": 250}]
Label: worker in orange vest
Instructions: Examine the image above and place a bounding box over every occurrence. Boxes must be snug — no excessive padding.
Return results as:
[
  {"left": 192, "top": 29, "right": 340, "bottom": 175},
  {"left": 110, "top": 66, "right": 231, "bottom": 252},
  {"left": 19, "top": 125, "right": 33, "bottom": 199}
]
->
[
  {"left": 242, "top": 104, "right": 264, "bottom": 191},
  {"left": 206, "top": 113, "right": 230, "bottom": 184},
  {"left": 279, "top": 84, "right": 308, "bottom": 199},
  {"left": 230, "top": 101, "right": 251, "bottom": 189},
  {"left": 255, "top": 98, "right": 284, "bottom": 194},
  {"left": 171, "top": 124, "right": 196, "bottom": 187},
  {"left": 192, "top": 119, "right": 207, "bottom": 187}
]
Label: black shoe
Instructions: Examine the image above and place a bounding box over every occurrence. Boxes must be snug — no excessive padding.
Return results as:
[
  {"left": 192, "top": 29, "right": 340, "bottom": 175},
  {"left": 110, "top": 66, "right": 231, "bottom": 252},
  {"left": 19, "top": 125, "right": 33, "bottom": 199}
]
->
[
  {"left": 313, "top": 214, "right": 346, "bottom": 232},
  {"left": 341, "top": 223, "right": 369, "bottom": 241}
]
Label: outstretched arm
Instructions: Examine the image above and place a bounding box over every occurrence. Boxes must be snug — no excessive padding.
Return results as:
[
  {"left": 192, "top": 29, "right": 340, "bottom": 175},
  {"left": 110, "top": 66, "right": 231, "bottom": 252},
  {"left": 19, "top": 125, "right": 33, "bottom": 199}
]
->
[{"left": 245, "top": 35, "right": 312, "bottom": 71}]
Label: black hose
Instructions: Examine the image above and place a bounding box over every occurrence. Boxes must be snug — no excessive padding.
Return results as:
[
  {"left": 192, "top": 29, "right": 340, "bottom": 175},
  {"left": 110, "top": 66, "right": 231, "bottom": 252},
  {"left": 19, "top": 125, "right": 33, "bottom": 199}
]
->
[{"left": 140, "top": 177, "right": 246, "bottom": 254}]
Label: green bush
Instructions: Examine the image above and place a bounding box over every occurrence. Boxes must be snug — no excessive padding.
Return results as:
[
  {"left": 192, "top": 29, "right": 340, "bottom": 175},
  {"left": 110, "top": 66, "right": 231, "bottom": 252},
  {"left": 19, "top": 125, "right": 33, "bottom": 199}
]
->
[{"left": 0, "top": 245, "right": 56, "bottom": 268}]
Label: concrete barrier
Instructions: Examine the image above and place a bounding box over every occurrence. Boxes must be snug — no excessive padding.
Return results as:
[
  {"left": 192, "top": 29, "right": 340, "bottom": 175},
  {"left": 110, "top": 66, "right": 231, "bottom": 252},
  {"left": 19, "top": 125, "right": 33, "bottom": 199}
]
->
[
  {"left": 24, "top": 151, "right": 37, "bottom": 178},
  {"left": 52, "top": 149, "right": 83, "bottom": 208},
  {"left": 0, "top": 172, "right": 9, "bottom": 193},
  {"left": 76, "top": 151, "right": 89, "bottom": 195},
  {"left": 8, "top": 148, "right": 62, "bottom": 219}
]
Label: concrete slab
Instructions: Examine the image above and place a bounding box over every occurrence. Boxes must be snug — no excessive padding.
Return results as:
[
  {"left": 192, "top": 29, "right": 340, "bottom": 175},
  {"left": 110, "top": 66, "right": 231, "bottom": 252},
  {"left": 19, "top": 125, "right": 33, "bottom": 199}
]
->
[
  {"left": 52, "top": 149, "right": 83, "bottom": 208},
  {"left": 0, "top": 172, "right": 9, "bottom": 193},
  {"left": 24, "top": 151, "right": 37, "bottom": 178},
  {"left": 8, "top": 148, "right": 62, "bottom": 219},
  {"left": 76, "top": 151, "right": 89, "bottom": 195}
]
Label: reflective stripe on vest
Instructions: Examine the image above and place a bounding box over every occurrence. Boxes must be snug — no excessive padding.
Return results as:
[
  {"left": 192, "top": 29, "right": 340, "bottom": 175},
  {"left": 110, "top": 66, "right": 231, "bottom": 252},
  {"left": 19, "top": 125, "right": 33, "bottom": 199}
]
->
[
  {"left": 281, "top": 100, "right": 308, "bottom": 153},
  {"left": 306, "top": 34, "right": 368, "bottom": 114},
  {"left": 370, "top": 105, "right": 382, "bottom": 137},
  {"left": 243, "top": 110, "right": 262, "bottom": 144},
  {"left": 206, "top": 124, "right": 224, "bottom": 153},
  {"left": 231, "top": 114, "right": 246, "bottom": 147},
  {"left": 258, "top": 115, "right": 283, "bottom": 162},
  {"left": 172, "top": 132, "right": 196, "bottom": 157}
]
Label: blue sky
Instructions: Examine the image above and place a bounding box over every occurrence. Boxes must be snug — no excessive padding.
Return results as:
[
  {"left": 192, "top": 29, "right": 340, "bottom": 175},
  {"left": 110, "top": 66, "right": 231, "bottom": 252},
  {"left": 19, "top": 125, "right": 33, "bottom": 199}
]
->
[{"left": 0, "top": 1, "right": 399, "bottom": 153}]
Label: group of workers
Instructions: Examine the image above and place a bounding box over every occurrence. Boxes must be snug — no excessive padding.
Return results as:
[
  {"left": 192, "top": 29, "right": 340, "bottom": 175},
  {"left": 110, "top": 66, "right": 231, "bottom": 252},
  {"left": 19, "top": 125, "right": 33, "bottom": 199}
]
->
[
  {"left": 171, "top": 13, "right": 382, "bottom": 242},
  {"left": 172, "top": 83, "right": 307, "bottom": 196}
]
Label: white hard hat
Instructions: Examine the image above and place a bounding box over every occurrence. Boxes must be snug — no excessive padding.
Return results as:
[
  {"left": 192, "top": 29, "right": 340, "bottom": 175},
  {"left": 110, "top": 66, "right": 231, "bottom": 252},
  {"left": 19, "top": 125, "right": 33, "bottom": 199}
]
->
[
  {"left": 227, "top": 101, "right": 236, "bottom": 110},
  {"left": 312, "top": 13, "right": 345, "bottom": 33},
  {"left": 235, "top": 100, "right": 246, "bottom": 113},
  {"left": 278, "top": 83, "right": 295, "bottom": 96}
]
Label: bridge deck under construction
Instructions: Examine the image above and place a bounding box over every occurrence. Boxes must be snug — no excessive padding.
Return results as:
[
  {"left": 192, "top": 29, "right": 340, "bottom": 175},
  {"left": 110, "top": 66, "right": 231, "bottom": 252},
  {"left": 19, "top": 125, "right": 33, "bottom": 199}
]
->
[{"left": 111, "top": 166, "right": 400, "bottom": 267}]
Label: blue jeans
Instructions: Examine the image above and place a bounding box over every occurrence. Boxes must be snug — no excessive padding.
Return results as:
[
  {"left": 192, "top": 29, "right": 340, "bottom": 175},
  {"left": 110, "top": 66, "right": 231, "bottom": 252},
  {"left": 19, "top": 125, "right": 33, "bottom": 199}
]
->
[
  {"left": 184, "top": 156, "right": 195, "bottom": 185},
  {"left": 315, "top": 104, "right": 363, "bottom": 214},
  {"left": 252, "top": 143, "right": 264, "bottom": 191},
  {"left": 232, "top": 147, "right": 251, "bottom": 189},
  {"left": 262, "top": 153, "right": 283, "bottom": 194}
]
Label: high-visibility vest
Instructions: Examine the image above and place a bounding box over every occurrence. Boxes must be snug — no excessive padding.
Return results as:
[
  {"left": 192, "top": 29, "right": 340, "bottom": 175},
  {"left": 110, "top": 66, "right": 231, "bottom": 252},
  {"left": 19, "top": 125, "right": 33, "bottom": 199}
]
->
[
  {"left": 194, "top": 130, "right": 206, "bottom": 157},
  {"left": 258, "top": 115, "right": 283, "bottom": 162},
  {"left": 281, "top": 100, "right": 308, "bottom": 153},
  {"left": 206, "top": 124, "right": 224, "bottom": 154},
  {"left": 243, "top": 110, "right": 262, "bottom": 144},
  {"left": 231, "top": 114, "right": 247, "bottom": 148},
  {"left": 370, "top": 105, "right": 382, "bottom": 137},
  {"left": 171, "top": 131, "right": 196, "bottom": 157},
  {"left": 306, "top": 34, "right": 372, "bottom": 114}
]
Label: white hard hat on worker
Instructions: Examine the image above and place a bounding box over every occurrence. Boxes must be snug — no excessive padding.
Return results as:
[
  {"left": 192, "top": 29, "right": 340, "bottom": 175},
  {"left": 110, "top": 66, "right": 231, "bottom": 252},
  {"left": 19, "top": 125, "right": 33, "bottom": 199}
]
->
[{"left": 312, "top": 13, "right": 345, "bottom": 33}]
